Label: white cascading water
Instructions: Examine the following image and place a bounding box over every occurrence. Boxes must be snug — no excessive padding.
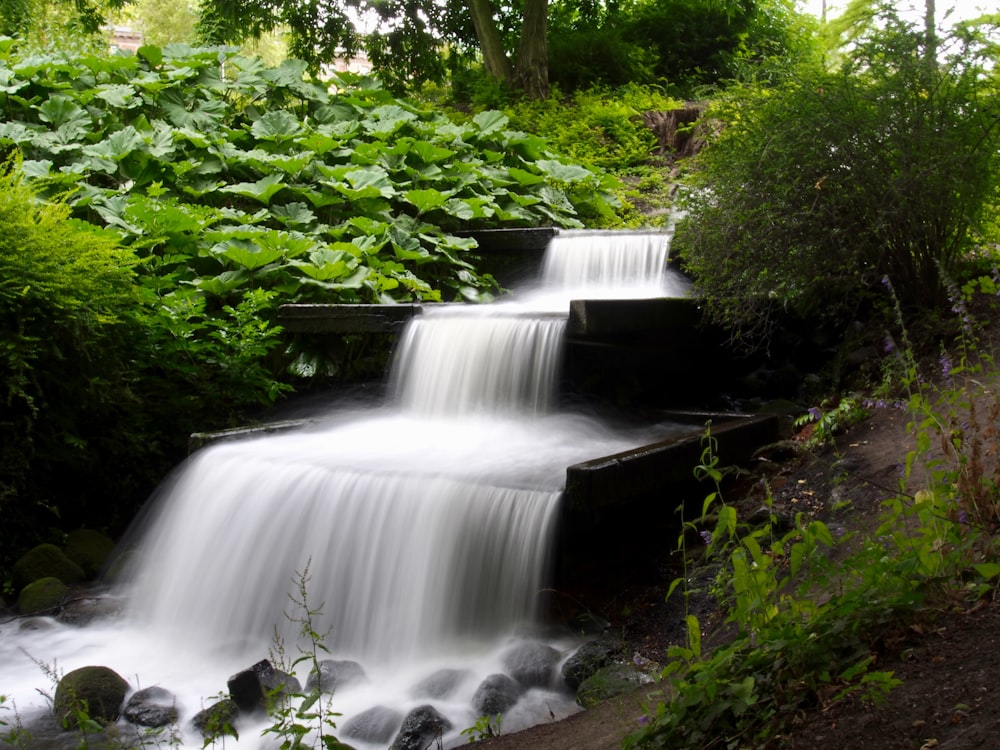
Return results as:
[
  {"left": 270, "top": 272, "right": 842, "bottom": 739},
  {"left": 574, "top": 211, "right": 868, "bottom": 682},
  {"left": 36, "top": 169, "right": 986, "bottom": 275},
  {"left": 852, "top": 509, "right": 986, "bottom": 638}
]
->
[{"left": 0, "top": 229, "right": 689, "bottom": 749}]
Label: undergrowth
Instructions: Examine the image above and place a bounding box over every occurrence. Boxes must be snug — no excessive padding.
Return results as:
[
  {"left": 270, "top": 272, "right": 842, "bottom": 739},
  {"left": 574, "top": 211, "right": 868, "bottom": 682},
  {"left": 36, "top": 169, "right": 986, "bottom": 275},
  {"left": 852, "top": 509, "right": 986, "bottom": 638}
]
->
[{"left": 626, "top": 280, "right": 1000, "bottom": 750}]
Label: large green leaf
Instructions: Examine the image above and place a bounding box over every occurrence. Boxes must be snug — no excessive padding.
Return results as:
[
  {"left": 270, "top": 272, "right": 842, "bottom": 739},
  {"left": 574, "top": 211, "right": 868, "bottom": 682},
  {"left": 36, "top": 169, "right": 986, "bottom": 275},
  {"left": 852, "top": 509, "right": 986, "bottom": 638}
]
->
[
  {"left": 472, "top": 110, "right": 509, "bottom": 138},
  {"left": 211, "top": 238, "right": 285, "bottom": 270},
  {"left": 219, "top": 173, "right": 286, "bottom": 204},
  {"left": 250, "top": 110, "right": 305, "bottom": 142},
  {"left": 403, "top": 188, "right": 451, "bottom": 214}
]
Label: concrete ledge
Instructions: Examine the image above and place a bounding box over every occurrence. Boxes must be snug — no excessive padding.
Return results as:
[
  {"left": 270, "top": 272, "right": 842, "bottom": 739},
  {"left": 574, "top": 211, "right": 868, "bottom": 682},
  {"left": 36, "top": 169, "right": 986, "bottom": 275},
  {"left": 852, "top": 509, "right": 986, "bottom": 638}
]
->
[
  {"left": 278, "top": 303, "right": 423, "bottom": 333},
  {"left": 457, "top": 227, "right": 558, "bottom": 253},
  {"left": 563, "top": 413, "right": 779, "bottom": 512},
  {"left": 567, "top": 298, "right": 702, "bottom": 338}
]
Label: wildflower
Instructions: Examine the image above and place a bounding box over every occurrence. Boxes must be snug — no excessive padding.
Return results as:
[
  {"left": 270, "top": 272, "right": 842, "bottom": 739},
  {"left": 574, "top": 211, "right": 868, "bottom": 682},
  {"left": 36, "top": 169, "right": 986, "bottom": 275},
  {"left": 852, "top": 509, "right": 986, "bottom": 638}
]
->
[
  {"left": 940, "top": 354, "right": 952, "bottom": 380},
  {"left": 958, "top": 510, "right": 968, "bottom": 526},
  {"left": 637, "top": 715, "right": 650, "bottom": 726},
  {"left": 883, "top": 336, "right": 896, "bottom": 353},
  {"left": 699, "top": 530, "right": 712, "bottom": 546},
  {"left": 881, "top": 274, "right": 893, "bottom": 291},
  {"left": 807, "top": 406, "right": 822, "bottom": 421}
]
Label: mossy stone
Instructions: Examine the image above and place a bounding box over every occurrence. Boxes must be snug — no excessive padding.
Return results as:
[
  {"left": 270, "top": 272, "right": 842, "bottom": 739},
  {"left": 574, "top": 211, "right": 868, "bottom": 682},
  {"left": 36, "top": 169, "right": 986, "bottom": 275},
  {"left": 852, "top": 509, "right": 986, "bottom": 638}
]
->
[
  {"left": 12, "top": 543, "right": 85, "bottom": 591},
  {"left": 63, "top": 529, "right": 115, "bottom": 578},
  {"left": 18, "top": 576, "right": 68, "bottom": 614},
  {"left": 53, "top": 666, "right": 129, "bottom": 729},
  {"left": 575, "top": 663, "right": 653, "bottom": 708}
]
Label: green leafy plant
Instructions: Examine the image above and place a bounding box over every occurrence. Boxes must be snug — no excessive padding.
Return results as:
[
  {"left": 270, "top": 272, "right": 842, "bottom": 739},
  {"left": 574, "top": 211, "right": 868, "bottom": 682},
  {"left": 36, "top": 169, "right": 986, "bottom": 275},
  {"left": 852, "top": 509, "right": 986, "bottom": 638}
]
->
[
  {"left": 460, "top": 713, "right": 502, "bottom": 743},
  {"left": 265, "top": 562, "right": 351, "bottom": 750},
  {"left": 674, "top": 7, "right": 1000, "bottom": 348}
]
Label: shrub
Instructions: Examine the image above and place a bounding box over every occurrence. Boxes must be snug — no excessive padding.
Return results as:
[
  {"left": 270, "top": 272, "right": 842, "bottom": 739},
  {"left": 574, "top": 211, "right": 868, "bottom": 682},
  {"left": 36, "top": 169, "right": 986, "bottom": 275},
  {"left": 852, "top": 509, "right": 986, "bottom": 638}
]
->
[{"left": 674, "top": 9, "right": 1000, "bottom": 348}]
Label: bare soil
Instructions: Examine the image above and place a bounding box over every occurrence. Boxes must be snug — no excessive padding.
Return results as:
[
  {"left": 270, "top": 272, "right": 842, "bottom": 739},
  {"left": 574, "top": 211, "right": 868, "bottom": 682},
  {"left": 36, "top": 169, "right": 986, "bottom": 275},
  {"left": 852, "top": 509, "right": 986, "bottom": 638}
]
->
[{"left": 479, "top": 354, "right": 1000, "bottom": 750}]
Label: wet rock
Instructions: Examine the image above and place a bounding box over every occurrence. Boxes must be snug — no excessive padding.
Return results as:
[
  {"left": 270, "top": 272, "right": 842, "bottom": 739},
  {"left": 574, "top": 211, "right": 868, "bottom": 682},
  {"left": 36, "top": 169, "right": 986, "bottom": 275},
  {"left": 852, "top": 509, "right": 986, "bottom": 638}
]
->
[
  {"left": 13, "top": 543, "right": 85, "bottom": 591},
  {"left": 54, "top": 665, "right": 129, "bottom": 729},
  {"left": 227, "top": 659, "right": 301, "bottom": 713},
  {"left": 561, "top": 639, "right": 620, "bottom": 691},
  {"left": 58, "top": 594, "right": 124, "bottom": 626},
  {"left": 576, "top": 662, "right": 654, "bottom": 708},
  {"left": 191, "top": 698, "right": 238, "bottom": 740},
  {"left": 410, "top": 668, "right": 470, "bottom": 699},
  {"left": 63, "top": 529, "right": 115, "bottom": 578},
  {"left": 472, "top": 673, "right": 524, "bottom": 716},
  {"left": 342, "top": 705, "right": 404, "bottom": 744},
  {"left": 305, "top": 659, "right": 368, "bottom": 694},
  {"left": 388, "top": 704, "right": 451, "bottom": 750},
  {"left": 17, "top": 576, "right": 67, "bottom": 615},
  {"left": 501, "top": 640, "right": 561, "bottom": 688},
  {"left": 123, "top": 686, "right": 179, "bottom": 727}
]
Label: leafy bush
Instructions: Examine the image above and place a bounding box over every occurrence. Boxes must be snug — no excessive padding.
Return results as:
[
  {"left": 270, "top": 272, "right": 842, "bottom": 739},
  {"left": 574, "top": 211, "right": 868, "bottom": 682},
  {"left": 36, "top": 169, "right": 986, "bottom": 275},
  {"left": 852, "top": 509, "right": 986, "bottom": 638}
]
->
[
  {"left": 0, "top": 41, "right": 618, "bottom": 316},
  {"left": 0, "top": 160, "right": 140, "bottom": 581},
  {"left": 504, "top": 85, "right": 682, "bottom": 171},
  {"left": 673, "top": 10, "right": 1000, "bottom": 347}
]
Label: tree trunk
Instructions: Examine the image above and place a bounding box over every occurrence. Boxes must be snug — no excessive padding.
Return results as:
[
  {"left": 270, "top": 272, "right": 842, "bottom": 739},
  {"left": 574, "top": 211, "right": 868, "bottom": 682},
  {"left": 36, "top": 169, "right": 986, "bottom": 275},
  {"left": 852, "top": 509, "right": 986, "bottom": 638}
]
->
[
  {"left": 515, "top": 0, "right": 549, "bottom": 99},
  {"left": 467, "top": 0, "right": 514, "bottom": 85}
]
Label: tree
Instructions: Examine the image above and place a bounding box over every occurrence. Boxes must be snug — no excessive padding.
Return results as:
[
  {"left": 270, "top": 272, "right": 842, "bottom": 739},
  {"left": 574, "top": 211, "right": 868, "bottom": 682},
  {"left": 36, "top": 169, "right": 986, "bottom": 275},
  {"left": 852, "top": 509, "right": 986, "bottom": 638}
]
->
[
  {"left": 197, "top": 0, "right": 551, "bottom": 97},
  {"left": 674, "top": 4, "right": 1000, "bottom": 346}
]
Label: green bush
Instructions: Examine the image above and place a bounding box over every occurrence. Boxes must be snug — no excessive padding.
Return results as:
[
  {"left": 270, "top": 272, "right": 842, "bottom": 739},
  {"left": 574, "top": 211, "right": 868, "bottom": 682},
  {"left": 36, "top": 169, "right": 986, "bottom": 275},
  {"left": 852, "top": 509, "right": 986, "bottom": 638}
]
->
[
  {"left": 674, "top": 9, "right": 1000, "bottom": 347},
  {"left": 0, "top": 163, "right": 140, "bottom": 586}
]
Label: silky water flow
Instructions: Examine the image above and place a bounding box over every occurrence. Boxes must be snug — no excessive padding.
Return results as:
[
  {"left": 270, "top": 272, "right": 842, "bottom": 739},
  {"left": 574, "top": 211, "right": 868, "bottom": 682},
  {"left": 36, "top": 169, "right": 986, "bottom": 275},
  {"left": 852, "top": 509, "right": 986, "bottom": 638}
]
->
[{"left": 0, "top": 230, "right": 691, "bottom": 749}]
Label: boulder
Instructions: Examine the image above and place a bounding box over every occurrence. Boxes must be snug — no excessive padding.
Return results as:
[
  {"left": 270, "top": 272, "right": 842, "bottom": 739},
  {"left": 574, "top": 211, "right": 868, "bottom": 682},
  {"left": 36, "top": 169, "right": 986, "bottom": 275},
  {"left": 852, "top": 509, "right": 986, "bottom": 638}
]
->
[
  {"left": 500, "top": 640, "right": 561, "bottom": 688},
  {"left": 561, "top": 639, "right": 620, "bottom": 691},
  {"left": 410, "top": 668, "right": 470, "bottom": 699},
  {"left": 191, "top": 698, "right": 238, "bottom": 740},
  {"left": 341, "top": 705, "right": 404, "bottom": 744},
  {"left": 471, "top": 673, "right": 523, "bottom": 716},
  {"left": 53, "top": 665, "right": 129, "bottom": 729},
  {"left": 63, "top": 529, "right": 116, "bottom": 578},
  {"left": 13, "top": 543, "right": 85, "bottom": 591},
  {"left": 576, "top": 662, "right": 655, "bottom": 708},
  {"left": 388, "top": 705, "right": 451, "bottom": 750},
  {"left": 305, "top": 659, "right": 367, "bottom": 694},
  {"left": 227, "top": 659, "right": 301, "bottom": 713},
  {"left": 17, "top": 576, "right": 67, "bottom": 615},
  {"left": 123, "top": 686, "right": 179, "bottom": 727}
]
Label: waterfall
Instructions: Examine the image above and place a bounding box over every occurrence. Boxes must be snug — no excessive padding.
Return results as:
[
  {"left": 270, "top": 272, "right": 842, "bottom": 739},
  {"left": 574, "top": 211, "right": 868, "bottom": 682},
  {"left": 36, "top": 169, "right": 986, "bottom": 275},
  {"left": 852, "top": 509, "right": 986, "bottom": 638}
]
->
[{"left": 0, "top": 230, "right": 689, "bottom": 749}]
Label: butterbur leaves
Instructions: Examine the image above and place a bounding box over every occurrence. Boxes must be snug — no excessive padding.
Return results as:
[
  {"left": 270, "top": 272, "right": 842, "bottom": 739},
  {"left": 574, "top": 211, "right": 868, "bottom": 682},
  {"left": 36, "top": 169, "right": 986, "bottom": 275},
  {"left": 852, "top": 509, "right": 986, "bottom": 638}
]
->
[{"left": 0, "top": 42, "right": 613, "bottom": 319}]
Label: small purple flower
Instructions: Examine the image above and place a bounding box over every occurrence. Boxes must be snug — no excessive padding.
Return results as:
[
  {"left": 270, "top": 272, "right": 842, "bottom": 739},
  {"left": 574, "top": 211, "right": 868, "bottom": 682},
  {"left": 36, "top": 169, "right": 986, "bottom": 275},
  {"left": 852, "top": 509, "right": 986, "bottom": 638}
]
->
[
  {"left": 699, "top": 530, "right": 712, "bottom": 546},
  {"left": 958, "top": 510, "right": 968, "bottom": 525},
  {"left": 881, "top": 275, "right": 893, "bottom": 291},
  {"left": 940, "top": 354, "right": 952, "bottom": 379},
  {"left": 883, "top": 337, "right": 896, "bottom": 353},
  {"left": 808, "top": 406, "right": 822, "bottom": 421},
  {"left": 637, "top": 715, "right": 650, "bottom": 726}
]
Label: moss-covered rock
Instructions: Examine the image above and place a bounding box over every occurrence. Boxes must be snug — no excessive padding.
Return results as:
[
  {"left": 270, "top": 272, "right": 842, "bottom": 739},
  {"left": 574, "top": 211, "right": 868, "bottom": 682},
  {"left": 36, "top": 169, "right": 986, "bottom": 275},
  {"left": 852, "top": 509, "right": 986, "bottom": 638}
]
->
[
  {"left": 12, "top": 543, "right": 85, "bottom": 591},
  {"left": 63, "top": 529, "right": 115, "bottom": 578},
  {"left": 53, "top": 665, "right": 129, "bottom": 729},
  {"left": 576, "top": 663, "right": 655, "bottom": 708},
  {"left": 17, "top": 576, "right": 68, "bottom": 614}
]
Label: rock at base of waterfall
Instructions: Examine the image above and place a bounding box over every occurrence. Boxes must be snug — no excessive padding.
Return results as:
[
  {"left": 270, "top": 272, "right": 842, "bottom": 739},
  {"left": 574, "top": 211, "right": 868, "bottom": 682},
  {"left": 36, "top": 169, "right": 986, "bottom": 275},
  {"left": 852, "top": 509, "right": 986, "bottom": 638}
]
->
[
  {"left": 561, "top": 639, "right": 621, "bottom": 691},
  {"left": 409, "top": 668, "right": 471, "bottom": 700},
  {"left": 342, "top": 705, "right": 404, "bottom": 744},
  {"left": 226, "top": 659, "right": 301, "bottom": 713},
  {"left": 500, "top": 639, "right": 562, "bottom": 688},
  {"left": 123, "top": 685, "right": 180, "bottom": 727},
  {"left": 304, "top": 659, "right": 368, "bottom": 694},
  {"left": 472, "top": 673, "right": 524, "bottom": 716},
  {"left": 388, "top": 704, "right": 452, "bottom": 750},
  {"left": 54, "top": 665, "right": 130, "bottom": 729}
]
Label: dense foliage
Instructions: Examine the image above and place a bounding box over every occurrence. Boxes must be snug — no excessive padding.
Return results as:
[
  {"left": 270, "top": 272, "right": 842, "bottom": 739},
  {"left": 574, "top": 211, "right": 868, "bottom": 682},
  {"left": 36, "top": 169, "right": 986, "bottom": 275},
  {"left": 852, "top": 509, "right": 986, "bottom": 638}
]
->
[{"left": 673, "top": 8, "right": 1000, "bottom": 346}]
